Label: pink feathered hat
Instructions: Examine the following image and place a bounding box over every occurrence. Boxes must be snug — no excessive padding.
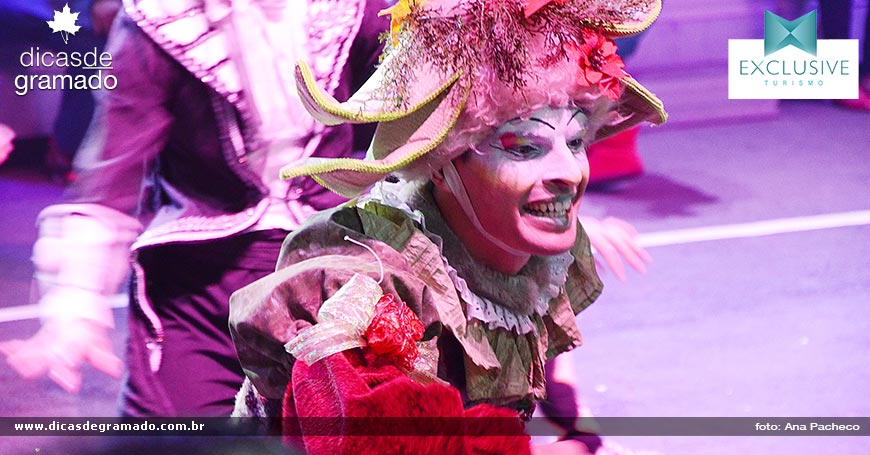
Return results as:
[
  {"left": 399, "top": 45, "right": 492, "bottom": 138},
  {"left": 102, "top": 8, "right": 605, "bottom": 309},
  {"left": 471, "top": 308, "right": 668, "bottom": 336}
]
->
[{"left": 283, "top": 0, "right": 667, "bottom": 197}]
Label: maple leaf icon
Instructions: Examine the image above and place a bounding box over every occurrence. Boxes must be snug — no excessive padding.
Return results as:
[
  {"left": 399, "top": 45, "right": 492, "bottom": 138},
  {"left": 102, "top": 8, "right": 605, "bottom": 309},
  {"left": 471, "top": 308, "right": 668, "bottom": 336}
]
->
[{"left": 47, "top": 3, "right": 81, "bottom": 44}]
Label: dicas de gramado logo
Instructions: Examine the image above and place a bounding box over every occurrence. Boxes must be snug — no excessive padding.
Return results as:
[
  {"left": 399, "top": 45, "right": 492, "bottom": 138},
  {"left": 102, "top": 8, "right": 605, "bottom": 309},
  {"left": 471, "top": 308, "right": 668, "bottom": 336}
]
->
[
  {"left": 728, "top": 10, "right": 859, "bottom": 99},
  {"left": 47, "top": 3, "right": 82, "bottom": 44},
  {"left": 14, "top": 3, "right": 117, "bottom": 96}
]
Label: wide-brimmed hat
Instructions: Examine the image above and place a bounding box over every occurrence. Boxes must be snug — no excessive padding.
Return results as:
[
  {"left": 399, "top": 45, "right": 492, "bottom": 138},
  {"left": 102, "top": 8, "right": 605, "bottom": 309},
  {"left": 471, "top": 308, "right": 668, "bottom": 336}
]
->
[{"left": 283, "top": 0, "right": 667, "bottom": 197}]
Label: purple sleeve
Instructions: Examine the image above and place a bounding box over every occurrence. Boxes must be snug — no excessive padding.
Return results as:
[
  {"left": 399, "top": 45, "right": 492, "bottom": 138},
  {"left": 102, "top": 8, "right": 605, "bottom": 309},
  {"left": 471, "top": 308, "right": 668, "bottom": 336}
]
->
[{"left": 63, "top": 14, "right": 177, "bottom": 216}]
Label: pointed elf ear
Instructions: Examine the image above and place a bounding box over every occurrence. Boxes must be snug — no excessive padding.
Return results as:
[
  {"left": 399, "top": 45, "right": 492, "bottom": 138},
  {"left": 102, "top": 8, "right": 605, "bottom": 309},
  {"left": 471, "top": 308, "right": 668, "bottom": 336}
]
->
[
  {"left": 293, "top": 55, "right": 463, "bottom": 126},
  {"left": 430, "top": 166, "right": 446, "bottom": 186},
  {"left": 283, "top": 59, "right": 470, "bottom": 197}
]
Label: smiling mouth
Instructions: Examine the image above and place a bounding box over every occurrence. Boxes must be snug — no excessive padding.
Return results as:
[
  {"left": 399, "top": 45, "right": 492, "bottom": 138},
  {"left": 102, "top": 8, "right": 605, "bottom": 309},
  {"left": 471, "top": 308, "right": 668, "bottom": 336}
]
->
[{"left": 523, "top": 196, "right": 575, "bottom": 218}]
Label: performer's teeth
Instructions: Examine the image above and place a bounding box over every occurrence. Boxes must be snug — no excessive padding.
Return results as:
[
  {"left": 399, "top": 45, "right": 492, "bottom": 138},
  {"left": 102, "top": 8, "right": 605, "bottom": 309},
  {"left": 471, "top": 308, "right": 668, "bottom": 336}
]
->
[{"left": 525, "top": 200, "right": 570, "bottom": 217}]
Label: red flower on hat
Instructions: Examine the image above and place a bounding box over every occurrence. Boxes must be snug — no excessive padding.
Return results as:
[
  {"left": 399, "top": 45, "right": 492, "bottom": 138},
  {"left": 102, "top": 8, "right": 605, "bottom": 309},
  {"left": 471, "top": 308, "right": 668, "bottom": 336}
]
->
[
  {"left": 363, "top": 294, "right": 425, "bottom": 370},
  {"left": 572, "top": 29, "right": 627, "bottom": 101}
]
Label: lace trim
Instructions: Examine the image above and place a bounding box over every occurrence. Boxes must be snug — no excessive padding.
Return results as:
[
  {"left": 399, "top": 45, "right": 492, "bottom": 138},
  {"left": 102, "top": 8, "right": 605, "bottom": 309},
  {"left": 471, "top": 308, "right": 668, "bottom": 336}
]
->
[{"left": 457, "top": 272, "right": 540, "bottom": 334}]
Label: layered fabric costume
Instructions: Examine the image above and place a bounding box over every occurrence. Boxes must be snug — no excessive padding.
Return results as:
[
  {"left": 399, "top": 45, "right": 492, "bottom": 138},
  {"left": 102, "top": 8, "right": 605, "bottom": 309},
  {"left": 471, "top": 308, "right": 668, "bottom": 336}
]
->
[{"left": 232, "top": 184, "right": 601, "bottom": 453}]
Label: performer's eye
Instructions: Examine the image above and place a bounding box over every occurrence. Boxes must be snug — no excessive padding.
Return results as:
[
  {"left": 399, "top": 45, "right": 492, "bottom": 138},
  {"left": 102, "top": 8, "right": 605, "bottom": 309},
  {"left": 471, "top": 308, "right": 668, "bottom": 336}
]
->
[
  {"left": 492, "top": 133, "right": 543, "bottom": 160},
  {"left": 566, "top": 137, "right": 587, "bottom": 154}
]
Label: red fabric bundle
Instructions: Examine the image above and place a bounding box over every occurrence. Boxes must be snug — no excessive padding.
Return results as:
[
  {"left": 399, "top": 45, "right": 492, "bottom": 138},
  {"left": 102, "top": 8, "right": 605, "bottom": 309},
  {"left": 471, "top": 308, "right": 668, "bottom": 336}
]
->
[{"left": 283, "top": 349, "right": 531, "bottom": 455}]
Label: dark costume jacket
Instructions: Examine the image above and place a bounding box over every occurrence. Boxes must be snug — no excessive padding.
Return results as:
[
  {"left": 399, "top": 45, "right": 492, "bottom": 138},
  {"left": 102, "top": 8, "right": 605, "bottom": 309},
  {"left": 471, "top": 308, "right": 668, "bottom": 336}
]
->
[{"left": 71, "top": 0, "right": 384, "bottom": 241}]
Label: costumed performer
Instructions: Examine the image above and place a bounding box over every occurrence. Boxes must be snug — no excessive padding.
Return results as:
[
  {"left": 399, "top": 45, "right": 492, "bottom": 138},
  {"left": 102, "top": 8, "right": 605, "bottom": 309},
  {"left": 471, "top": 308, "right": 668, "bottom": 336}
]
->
[{"left": 229, "top": 0, "right": 666, "bottom": 453}]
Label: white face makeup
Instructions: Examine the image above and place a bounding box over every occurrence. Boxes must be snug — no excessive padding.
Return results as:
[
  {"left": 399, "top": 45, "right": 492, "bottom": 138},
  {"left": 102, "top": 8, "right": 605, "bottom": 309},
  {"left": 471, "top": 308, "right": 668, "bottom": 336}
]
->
[{"left": 450, "top": 106, "right": 591, "bottom": 260}]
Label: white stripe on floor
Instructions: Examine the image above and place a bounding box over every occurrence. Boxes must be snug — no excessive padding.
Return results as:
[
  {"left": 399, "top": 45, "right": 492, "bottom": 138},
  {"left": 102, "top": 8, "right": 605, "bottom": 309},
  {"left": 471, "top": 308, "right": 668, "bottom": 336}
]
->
[
  {"left": 1, "top": 210, "right": 868, "bottom": 324},
  {"left": 637, "top": 210, "right": 870, "bottom": 247}
]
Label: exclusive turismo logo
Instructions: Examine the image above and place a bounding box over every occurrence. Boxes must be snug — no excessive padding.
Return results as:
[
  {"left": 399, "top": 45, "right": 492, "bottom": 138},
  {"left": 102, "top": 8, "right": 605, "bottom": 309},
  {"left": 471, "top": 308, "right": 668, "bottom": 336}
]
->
[
  {"left": 728, "top": 10, "right": 859, "bottom": 99},
  {"left": 13, "top": 3, "right": 117, "bottom": 96}
]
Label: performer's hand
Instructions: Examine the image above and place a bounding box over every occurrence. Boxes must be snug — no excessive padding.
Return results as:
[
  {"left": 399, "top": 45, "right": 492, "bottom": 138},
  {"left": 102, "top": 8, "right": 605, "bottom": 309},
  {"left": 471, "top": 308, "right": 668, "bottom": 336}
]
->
[
  {"left": 0, "top": 319, "right": 122, "bottom": 393},
  {"left": 580, "top": 216, "right": 652, "bottom": 281},
  {"left": 0, "top": 123, "right": 14, "bottom": 166}
]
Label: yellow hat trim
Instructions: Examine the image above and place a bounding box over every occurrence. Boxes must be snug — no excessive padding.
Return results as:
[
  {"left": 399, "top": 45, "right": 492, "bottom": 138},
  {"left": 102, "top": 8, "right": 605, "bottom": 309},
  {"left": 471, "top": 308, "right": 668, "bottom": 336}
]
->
[
  {"left": 596, "top": 0, "right": 662, "bottom": 37},
  {"left": 296, "top": 59, "right": 463, "bottom": 125},
  {"left": 281, "top": 82, "right": 472, "bottom": 196}
]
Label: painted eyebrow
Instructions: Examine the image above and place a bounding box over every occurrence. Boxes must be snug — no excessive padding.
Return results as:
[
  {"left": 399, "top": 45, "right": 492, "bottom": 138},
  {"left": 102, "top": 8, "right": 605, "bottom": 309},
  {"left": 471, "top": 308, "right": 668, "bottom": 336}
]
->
[
  {"left": 570, "top": 109, "right": 586, "bottom": 123},
  {"left": 528, "top": 117, "right": 556, "bottom": 129}
]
